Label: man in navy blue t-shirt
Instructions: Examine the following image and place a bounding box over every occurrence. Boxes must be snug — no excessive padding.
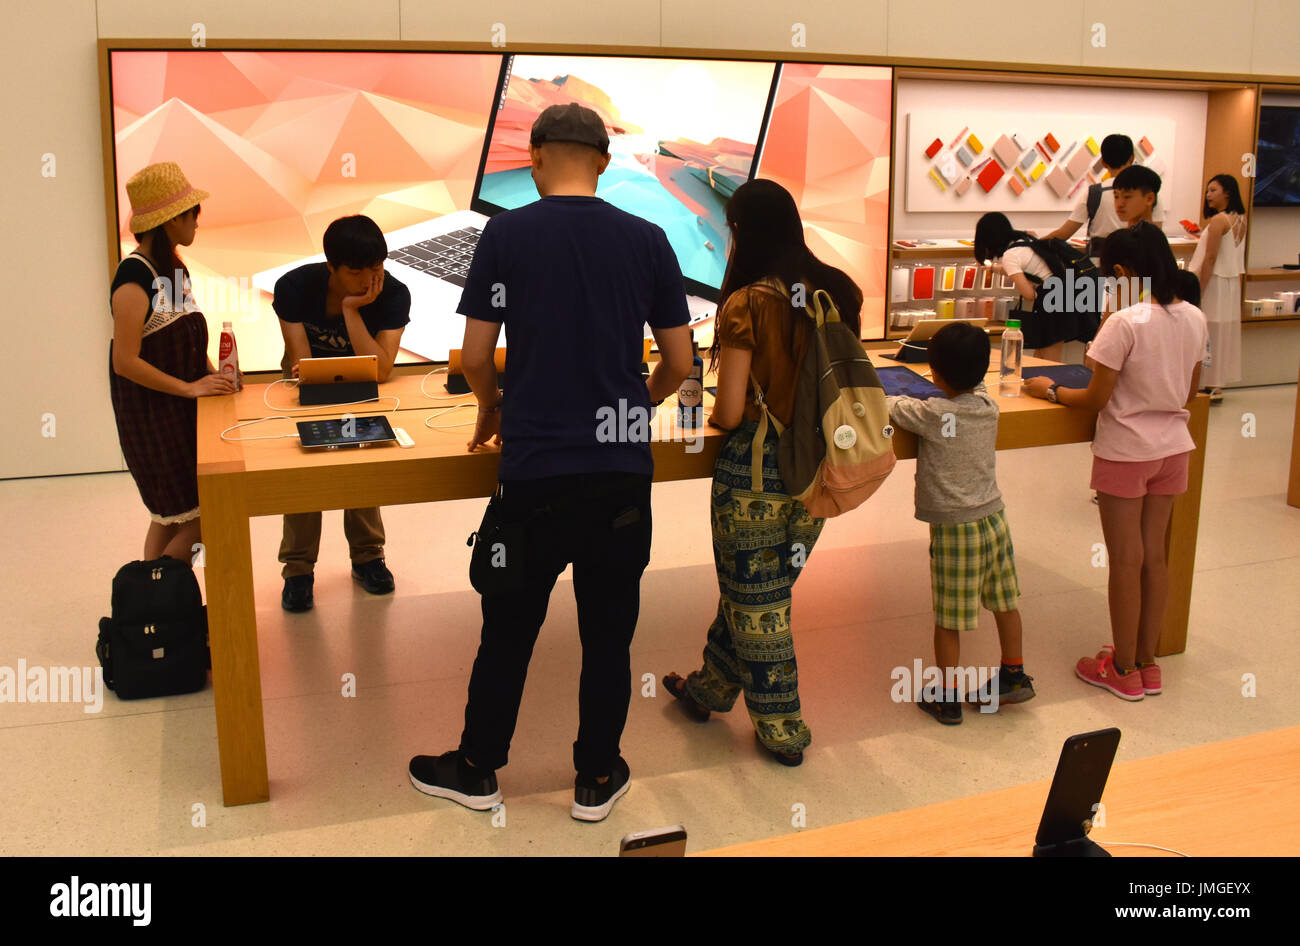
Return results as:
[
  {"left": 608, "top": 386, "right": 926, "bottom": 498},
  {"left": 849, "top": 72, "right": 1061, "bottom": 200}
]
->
[{"left": 409, "top": 103, "right": 694, "bottom": 822}]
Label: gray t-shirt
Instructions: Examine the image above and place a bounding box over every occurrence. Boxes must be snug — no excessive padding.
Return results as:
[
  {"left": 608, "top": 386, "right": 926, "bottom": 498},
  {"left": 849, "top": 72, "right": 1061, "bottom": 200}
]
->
[{"left": 887, "top": 383, "right": 1005, "bottom": 525}]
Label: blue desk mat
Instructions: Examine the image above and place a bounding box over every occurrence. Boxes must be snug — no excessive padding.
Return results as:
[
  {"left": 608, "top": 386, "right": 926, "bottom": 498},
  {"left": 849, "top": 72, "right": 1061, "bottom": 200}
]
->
[
  {"left": 1021, "top": 365, "right": 1094, "bottom": 387},
  {"left": 876, "top": 365, "right": 946, "bottom": 400}
]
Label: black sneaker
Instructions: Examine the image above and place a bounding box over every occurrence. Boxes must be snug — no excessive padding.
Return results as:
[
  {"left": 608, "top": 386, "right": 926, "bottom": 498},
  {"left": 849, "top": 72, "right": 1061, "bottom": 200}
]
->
[
  {"left": 281, "top": 574, "right": 314, "bottom": 612},
  {"left": 967, "top": 668, "right": 1037, "bottom": 708},
  {"left": 571, "top": 757, "right": 631, "bottom": 822},
  {"left": 352, "top": 558, "right": 395, "bottom": 595},
  {"left": 409, "top": 750, "right": 502, "bottom": 811},
  {"left": 918, "top": 687, "right": 963, "bottom": 725}
]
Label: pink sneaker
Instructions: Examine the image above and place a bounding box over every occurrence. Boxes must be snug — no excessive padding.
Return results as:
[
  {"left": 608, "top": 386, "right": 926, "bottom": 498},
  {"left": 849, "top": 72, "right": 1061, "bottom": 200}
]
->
[
  {"left": 1076, "top": 652, "right": 1144, "bottom": 701},
  {"left": 1096, "top": 645, "right": 1161, "bottom": 695}
]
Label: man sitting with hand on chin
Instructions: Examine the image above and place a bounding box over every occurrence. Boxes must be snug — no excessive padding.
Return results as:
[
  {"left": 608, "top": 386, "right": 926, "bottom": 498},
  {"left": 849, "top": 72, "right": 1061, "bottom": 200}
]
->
[{"left": 273, "top": 214, "right": 411, "bottom": 612}]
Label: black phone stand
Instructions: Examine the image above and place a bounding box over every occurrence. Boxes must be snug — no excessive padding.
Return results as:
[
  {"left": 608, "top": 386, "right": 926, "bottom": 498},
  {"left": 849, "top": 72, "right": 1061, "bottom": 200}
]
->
[
  {"left": 1032, "top": 837, "right": 1110, "bottom": 857},
  {"left": 299, "top": 380, "right": 378, "bottom": 406}
]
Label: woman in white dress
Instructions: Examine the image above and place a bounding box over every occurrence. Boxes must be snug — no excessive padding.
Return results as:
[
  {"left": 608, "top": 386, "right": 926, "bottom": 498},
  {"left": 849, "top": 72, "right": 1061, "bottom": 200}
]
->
[{"left": 1189, "top": 174, "right": 1247, "bottom": 401}]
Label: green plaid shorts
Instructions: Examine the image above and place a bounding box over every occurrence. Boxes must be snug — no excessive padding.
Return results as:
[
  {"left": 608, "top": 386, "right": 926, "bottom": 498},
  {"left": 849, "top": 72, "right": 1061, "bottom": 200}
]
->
[{"left": 929, "top": 509, "right": 1020, "bottom": 631}]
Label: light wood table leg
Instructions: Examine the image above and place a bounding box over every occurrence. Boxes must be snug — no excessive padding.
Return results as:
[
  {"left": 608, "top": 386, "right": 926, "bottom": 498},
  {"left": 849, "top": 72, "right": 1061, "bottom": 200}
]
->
[
  {"left": 1288, "top": 355, "right": 1300, "bottom": 508},
  {"left": 197, "top": 471, "right": 269, "bottom": 806},
  {"left": 1158, "top": 393, "right": 1210, "bottom": 656}
]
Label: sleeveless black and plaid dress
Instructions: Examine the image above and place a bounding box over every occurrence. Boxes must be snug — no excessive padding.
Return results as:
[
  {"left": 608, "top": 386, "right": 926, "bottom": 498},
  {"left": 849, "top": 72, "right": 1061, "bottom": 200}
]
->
[{"left": 108, "top": 252, "right": 208, "bottom": 524}]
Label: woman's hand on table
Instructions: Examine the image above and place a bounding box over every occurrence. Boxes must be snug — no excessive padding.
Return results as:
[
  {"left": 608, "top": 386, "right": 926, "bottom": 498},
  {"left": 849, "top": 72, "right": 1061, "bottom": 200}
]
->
[
  {"left": 1021, "top": 377, "right": 1053, "bottom": 400},
  {"left": 188, "top": 374, "right": 238, "bottom": 398}
]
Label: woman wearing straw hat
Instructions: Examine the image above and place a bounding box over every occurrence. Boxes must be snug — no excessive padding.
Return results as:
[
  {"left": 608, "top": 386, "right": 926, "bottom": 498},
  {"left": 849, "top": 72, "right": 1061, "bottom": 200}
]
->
[{"left": 110, "top": 161, "right": 234, "bottom": 562}]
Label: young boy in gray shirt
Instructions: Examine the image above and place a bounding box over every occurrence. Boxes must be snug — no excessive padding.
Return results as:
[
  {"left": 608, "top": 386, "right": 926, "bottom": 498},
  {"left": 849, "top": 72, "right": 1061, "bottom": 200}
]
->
[{"left": 886, "top": 322, "right": 1034, "bottom": 724}]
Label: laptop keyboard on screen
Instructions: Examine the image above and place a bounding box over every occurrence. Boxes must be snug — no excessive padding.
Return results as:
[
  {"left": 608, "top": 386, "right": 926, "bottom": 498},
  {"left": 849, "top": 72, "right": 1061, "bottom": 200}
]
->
[{"left": 387, "top": 227, "right": 482, "bottom": 288}]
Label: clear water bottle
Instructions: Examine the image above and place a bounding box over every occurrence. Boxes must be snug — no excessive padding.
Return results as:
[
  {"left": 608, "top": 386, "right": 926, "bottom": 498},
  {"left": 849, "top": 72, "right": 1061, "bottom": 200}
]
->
[{"left": 999, "top": 319, "right": 1023, "bottom": 397}]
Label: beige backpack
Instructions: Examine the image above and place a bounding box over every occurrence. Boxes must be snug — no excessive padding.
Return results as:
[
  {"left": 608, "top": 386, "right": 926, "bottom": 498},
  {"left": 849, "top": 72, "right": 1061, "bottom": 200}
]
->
[{"left": 748, "top": 281, "right": 896, "bottom": 517}]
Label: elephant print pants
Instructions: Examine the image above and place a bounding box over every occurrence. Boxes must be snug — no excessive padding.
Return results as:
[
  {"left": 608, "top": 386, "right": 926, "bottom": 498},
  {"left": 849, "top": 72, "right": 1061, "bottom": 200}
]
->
[{"left": 685, "top": 420, "right": 825, "bottom": 755}]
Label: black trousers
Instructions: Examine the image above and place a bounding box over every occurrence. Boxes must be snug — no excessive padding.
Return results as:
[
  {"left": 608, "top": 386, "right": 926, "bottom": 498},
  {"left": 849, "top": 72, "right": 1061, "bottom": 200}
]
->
[{"left": 459, "top": 471, "right": 653, "bottom": 775}]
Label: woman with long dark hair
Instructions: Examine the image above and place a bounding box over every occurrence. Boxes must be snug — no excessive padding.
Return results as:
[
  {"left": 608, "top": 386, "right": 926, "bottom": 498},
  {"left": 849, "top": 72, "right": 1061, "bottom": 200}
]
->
[
  {"left": 974, "top": 212, "right": 1094, "bottom": 362},
  {"left": 110, "top": 162, "right": 233, "bottom": 563},
  {"left": 663, "top": 179, "right": 862, "bottom": 765},
  {"left": 1189, "top": 173, "right": 1247, "bottom": 401}
]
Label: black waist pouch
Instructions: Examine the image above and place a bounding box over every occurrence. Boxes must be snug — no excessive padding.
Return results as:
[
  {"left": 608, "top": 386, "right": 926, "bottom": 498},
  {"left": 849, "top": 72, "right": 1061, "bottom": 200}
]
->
[{"left": 467, "top": 495, "right": 533, "bottom": 596}]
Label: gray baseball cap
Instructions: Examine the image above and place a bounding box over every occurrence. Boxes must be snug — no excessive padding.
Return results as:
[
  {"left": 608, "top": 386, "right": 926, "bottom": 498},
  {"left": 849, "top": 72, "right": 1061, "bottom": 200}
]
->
[{"left": 530, "top": 103, "right": 610, "bottom": 154}]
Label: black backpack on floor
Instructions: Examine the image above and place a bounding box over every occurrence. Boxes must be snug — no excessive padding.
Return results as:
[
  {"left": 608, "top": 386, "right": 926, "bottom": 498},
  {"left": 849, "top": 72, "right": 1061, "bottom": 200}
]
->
[{"left": 96, "top": 557, "right": 210, "bottom": 700}]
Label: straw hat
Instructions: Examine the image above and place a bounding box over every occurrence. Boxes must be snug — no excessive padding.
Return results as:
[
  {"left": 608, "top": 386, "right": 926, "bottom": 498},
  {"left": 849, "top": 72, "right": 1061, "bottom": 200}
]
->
[{"left": 126, "top": 162, "right": 210, "bottom": 234}]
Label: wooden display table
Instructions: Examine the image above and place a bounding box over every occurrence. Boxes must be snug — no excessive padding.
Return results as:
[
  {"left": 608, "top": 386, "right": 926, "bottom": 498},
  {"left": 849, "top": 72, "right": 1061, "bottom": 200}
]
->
[
  {"left": 1290, "top": 355, "right": 1300, "bottom": 508},
  {"left": 699, "top": 726, "right": 1300, "bottom": 857},
  {"left": 197, "top": 352, "right": 1209, "bottom": 805}
]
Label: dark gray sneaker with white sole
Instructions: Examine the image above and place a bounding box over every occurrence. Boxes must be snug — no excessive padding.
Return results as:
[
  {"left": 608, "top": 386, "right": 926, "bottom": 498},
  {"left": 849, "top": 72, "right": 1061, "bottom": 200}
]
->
[
  {"left": 571, "top": 757, "right": 630, "bottom": 822},
  {"left": 409, "top": 750, "right": 502, "bottom": 811}
]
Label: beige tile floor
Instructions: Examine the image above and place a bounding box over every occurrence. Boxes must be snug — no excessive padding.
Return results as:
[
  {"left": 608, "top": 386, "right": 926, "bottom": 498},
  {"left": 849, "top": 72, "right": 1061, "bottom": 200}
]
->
[{"left": 1, "top": 385, "right": 1296, "bottom": 856}]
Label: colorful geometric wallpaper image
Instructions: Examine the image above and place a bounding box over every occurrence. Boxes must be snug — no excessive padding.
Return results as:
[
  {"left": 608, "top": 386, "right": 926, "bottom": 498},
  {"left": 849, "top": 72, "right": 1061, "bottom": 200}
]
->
[
  {"left": 110, "top": 50, "right": 502, "bottom": 369},
  {"left": 757, "top": 64, "right": 893, "bottom": 339},
  {"left": 479, "top": 55, "right": 775, "bottom": 290}
]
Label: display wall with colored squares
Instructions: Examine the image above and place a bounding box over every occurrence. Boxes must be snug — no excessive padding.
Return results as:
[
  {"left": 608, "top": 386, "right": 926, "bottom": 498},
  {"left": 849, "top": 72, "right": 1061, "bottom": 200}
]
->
[{"left": 904, "top": 109, "right": 1176, "bottom": 212}]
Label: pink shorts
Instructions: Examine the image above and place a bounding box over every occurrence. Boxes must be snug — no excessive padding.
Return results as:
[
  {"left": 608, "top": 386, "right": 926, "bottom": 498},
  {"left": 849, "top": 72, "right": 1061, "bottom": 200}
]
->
[{"left": 1091, "top": 452, "right": 1190, "bottom": 498}]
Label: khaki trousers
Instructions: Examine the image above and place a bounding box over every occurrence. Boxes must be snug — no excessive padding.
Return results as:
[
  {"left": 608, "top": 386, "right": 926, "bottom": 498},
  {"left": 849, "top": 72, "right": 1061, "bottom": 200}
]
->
[{"left": 279, "top": 507, "right": 386, "bottom": 579}]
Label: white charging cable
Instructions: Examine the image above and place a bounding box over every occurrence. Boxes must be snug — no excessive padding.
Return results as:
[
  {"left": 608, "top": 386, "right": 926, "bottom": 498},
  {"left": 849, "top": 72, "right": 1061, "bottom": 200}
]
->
[
  {"left": 424, "top": 404, "right": 478, "bottom": 430},
  {"left": 220, "top": 416, "right": 298, "bottom": 442},
  {"left": 420, "top": 366, "right": 475, "bottom": 401}
]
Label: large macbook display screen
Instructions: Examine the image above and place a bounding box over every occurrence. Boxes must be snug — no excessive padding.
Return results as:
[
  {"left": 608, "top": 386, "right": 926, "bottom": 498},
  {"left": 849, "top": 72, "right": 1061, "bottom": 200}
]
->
[{"left": 476, "top": 54, "right": 778, "bottom": 295}]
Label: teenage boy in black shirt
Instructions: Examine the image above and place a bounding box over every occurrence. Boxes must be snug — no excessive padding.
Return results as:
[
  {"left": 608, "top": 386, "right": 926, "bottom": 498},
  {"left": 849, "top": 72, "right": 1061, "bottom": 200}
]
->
[
  {"left": 408, "top": 103, "right": 694, "bottom": 821},
  {"left": 273, "top": 215, "right": 411, "bottom": 611}
]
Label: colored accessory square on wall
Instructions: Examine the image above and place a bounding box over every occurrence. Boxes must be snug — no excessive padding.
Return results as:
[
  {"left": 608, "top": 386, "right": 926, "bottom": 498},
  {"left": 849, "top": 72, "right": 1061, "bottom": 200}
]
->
[
  {"left": 977, "top": 161, "right": 1004, "bottom": 192},
  {"left": 1030, "top": 162, "right": 1046, "bottom": 181},
  {"left": 928, "top": 167, "right": 947, "bottom": 191},
  {"left": 890, "top": 266, "right": 910, "bottom": 303},
  {"left": 940, "top": 266, "right": 957, "bottom": 292},
  {"left": 954, "top": 176, "right": 973, "bottom": 197},
  {"left": 1008, "top": 175, "right": 1026, "bottom": 196},
  {"left": 1139, "top": 136, "right": 1154, "bottom": 156},
  {"left": 1065, "top": 148, "right": 1092, "bottom": 180},
  {"left": 1085, "top": 136, "right": 1100, "bottom": 155},
  {"left": 913, "top": 266, "right": 935, "bottom": 301},
  {"left": 1011, "top": 133, "right": 1029, "bottom": 152},
  {"left": 966, "top": 134, "right": 984, "bottom": 154},
  {"left": 956, "top": 146, "right": 973, "bottom": 167},
  {"left": 937, "top": 154, "right": 960, "bottom": 183},
  {"left": 936, "top": 299, "right": 955, "bottom": 319},
  {"left": 991, "top": 135, "right": 1020, "bottom": 169},
  {"left": 925, "top": 137, "right": 943, "bottom": 159},
  {"left": 1045, "top": 166, "right": 1071, "bottom": 197},
  {"left": 1019, "top": 151, "right": 1037, "bottom": 170},
  {"left": 1001, "top": 272, "right": 1016, "bottom": 289},
  {"left": 982, "top": 267, "right": 996, "bottom": 290},
  {"left": 1044, "top": 133, "right": 1060, "bottom": 153},
  {"left": 960, "top": 266, "right": 978, "bottom": 290}
]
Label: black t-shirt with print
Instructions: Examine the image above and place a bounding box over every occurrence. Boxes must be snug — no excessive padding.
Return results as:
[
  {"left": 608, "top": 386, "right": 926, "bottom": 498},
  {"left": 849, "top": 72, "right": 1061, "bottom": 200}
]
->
[{"left": 272, "top": 262, "right": 410, "bottom": 359}]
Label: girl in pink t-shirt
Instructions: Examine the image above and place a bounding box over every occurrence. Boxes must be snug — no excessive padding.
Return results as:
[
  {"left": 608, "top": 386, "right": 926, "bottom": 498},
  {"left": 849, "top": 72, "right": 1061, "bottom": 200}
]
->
[{"left": 1024, "top": 223, "right": 1207, "bottom": 701}]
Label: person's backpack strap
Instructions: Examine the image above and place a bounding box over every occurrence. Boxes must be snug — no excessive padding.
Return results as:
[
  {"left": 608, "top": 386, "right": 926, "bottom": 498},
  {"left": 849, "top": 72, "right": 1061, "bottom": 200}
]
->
[
  {"left": 743, "top": 278, "right": 792, "bottom": 493},
  {"left": 748, "top": 373, "right": 785, "bottom": 493},
  {"left": 1086, "top": 183, "right": 1111, "bottom": 234}
]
